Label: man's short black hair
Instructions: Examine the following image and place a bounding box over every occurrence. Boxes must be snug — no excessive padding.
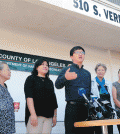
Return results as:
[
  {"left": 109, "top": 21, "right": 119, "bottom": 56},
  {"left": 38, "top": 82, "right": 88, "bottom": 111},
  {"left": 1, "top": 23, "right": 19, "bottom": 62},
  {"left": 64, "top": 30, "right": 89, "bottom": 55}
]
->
[{"left": 70, "top": 46, "right": 85, "bottom": 56}]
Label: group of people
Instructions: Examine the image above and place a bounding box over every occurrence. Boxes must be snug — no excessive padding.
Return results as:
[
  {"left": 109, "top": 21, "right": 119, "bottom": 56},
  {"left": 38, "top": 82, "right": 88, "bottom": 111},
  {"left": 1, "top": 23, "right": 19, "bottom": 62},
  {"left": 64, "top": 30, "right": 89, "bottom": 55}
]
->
[{"left": 0, "top": 46, "right": 120, "bottom": 134}]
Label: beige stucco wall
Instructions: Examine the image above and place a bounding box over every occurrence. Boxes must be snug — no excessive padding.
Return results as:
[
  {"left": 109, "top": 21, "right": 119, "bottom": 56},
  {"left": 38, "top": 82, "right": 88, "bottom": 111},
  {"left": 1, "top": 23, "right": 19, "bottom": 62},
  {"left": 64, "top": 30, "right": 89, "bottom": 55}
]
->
[
  {"left": 111, "top": 51, "right": 120, "bottom": 82},
  {"left": 0, "top": 29, "right": 120, "bottom": 82}
]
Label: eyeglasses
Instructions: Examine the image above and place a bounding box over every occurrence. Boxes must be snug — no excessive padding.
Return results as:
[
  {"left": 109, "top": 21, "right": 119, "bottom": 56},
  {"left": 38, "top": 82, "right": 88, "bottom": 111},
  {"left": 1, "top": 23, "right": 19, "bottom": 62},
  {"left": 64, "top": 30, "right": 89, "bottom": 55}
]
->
[{"left": 74, "top": 51, "right": 85, "bottom": 55}]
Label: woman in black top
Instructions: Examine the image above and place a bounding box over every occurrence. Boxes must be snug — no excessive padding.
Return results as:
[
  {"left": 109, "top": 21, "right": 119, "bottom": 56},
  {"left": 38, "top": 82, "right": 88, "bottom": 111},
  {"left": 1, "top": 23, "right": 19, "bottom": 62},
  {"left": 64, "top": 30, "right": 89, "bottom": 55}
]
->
[{"left": 24, "top": 59, "right": 58, "bottom": 134}]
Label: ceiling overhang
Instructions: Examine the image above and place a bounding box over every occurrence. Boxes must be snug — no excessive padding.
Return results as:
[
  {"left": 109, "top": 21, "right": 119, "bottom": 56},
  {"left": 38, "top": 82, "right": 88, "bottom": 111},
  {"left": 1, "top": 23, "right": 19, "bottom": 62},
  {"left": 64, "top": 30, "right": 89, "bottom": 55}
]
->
[{"left": 0, "top": 0, "right": 120, "bottom": 52}]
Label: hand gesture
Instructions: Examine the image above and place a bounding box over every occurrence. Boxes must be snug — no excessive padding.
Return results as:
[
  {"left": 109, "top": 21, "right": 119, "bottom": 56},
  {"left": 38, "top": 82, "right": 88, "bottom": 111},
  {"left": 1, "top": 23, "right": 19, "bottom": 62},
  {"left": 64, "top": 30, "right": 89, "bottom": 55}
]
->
[
  {"left": 52, "top": 116, "right": 57, "bottom": 127},
  {"left": 30, "top": 114, "right": 38, "bottom": 127},
  {"left": 65, "top": 68, "right": 77, "bottom": 80}
]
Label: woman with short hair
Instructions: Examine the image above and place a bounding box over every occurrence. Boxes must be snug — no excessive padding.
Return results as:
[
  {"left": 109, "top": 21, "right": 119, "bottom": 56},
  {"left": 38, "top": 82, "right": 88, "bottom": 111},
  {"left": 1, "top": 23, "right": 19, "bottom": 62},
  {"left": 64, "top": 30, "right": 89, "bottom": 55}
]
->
[
  {"left": 0, "top": 61, "right": 15, "bottom": 133},
  {"left": 91, "top": 63, "right": 115, "bottom": 134}
]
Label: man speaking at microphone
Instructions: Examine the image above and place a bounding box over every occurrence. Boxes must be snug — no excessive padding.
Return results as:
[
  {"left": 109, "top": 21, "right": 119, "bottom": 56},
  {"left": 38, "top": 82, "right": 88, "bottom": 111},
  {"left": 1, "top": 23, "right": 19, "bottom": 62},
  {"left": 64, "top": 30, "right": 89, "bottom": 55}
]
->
[{"left": 55, "top": 46, "right": 94, "bottom": 134}]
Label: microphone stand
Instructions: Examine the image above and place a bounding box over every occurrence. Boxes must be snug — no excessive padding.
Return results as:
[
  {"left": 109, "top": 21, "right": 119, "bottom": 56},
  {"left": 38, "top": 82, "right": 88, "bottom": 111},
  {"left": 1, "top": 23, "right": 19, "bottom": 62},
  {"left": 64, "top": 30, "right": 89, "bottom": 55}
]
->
[
  {"left": 94, "top": 99, "right": 108, "bottom": 113},
  {"left": 82, "top": 93, "right": 103, "bottom": 120}
]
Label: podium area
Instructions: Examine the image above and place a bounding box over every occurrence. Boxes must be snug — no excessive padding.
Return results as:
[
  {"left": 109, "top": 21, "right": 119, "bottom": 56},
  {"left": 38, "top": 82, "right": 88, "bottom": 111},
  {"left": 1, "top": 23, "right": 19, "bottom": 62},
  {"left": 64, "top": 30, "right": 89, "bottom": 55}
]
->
[{"left": 74, "top": 119, "right": 120, "bottom": 134}]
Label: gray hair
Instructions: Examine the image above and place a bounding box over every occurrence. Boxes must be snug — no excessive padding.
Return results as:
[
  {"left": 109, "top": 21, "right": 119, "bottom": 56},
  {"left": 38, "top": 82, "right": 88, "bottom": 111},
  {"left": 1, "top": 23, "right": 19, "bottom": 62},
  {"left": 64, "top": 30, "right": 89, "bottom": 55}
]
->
[
  {"left": 95, "top": 63, "right": 107, "bottom": 72},
  {"left": 0, "top": 61, "right": 8, "bottom": 70}
]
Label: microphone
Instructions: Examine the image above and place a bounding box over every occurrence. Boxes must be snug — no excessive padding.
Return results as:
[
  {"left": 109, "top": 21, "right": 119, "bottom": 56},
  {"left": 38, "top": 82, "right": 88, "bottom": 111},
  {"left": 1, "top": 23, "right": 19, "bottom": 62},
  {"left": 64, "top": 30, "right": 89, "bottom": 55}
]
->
[
  {"left": 93, "top": 98, "right": 108, "bottom": 113},
  {"left": 90, "top": 93, "right": 107, "bottom": 113},
  {"left": 78, "top": 88, "right": 104, "bottom": 120},
  {"left": 78, "top": 88, "right": 97, "bottom": 109},
  {"left": 96, "top": 112, "right": 104, "bottom": 119},
  {"left": 90, "top": 95, "right": 104, "bottom": 119},
  {"left": 90, "top": 95, "right": 105, "bottom": 119},
  {"left": 101, "top": 100, "right": 118, "bottom": 112},
  {"left": 82, "top": 93, "right": 90, "bottom": 103},
  {"left": 100, "top": 100, "right": 117, "bottom": 118},
  {"left": 78, "top": 88, "right": 86, "bottom": 96},
  {"left": 107, "top": 105, "right": 118, "bottom": 112}
]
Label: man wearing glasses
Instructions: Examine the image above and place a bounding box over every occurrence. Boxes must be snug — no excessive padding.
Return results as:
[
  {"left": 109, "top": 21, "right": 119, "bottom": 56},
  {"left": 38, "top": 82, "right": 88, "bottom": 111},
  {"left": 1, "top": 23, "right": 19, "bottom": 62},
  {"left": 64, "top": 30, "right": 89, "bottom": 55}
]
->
[{"left": 55, "top": 46, "right": 94, "bottom": 134}]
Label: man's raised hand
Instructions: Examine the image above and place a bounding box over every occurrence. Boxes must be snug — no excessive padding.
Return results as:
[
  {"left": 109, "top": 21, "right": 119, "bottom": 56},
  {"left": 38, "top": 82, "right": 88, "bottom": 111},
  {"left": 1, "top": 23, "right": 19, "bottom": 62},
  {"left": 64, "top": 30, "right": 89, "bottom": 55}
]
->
[{"left": 65, "top": 68, "right": 77, "bottom": 80}]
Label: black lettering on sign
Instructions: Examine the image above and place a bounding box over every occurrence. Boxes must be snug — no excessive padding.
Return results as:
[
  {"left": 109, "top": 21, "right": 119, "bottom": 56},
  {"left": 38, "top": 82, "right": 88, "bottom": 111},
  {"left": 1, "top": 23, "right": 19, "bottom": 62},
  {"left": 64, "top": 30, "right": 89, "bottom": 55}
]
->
[
  {"left": 104, "top": 9, "right": 120, "bottom": 23},
  {"left": 84, "top": 2, "right": 89, "bottom": 12},
  {"left": 93, "top": 5, "right": 98, "bottom": 15},
  {"left": 73, "top": 0, "right": 78, "bottom": 8},
  {"left": 73, "top": 0, "right": 89, "bottom": 12}
]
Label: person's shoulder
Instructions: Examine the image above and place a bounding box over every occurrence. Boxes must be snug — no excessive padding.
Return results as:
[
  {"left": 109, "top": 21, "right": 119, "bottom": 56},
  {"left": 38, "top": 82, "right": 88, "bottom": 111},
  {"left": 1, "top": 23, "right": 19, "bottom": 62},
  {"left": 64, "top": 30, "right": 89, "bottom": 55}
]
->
[
  {"left": 60, "top": 66, "right": 70, "bottom": 72},
  {"left": 83, "top": 68, "right": 91, "bottom": 75},
  {"left": 63, "top": 66, "right": 71, "bottom": 70},
  {"left": 105, "top": 79, "right": 111, "bottom": 83},
  {"left": 112, "top": 81, "right": 118, "bottom": 88},
  {"left": 27, "top": 74, "right": 33, "bottom": 78},
  {"left": 24, "top": 75, "right": 36, "bottom": 86},
  {"left": 91, "top": 78, "right": 97, "bottom": 87},
  {"left": 112, "top": 81, "right": 117, "bottom": 85},
  {"left": 46, "top": 77, "right": 54, "bottom": 87},
  {"left": 105, "top": 79, "right": 112, "bottom": 87},
  {"left": 26, "top": 74, "right": 36, "bottom": 81},
  {"left": 46, "top": 77, "right": 52, "bottom": 82},
  {"left": 91, "top": 77, "right": 96, "bottom": 82}
]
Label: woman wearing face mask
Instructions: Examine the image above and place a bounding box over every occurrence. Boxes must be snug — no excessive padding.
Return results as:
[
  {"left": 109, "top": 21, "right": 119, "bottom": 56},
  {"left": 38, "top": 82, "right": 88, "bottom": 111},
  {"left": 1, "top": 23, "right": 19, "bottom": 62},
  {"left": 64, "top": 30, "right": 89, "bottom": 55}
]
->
[
  {"left": 0, "top": 61, "right": 15, "bottom": 133},
  {"left": 24, "top": 59, "right": 58, "bottom": 134},
  {"left": 91, "top": 63, "right": 115, "bottom": 134}
]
